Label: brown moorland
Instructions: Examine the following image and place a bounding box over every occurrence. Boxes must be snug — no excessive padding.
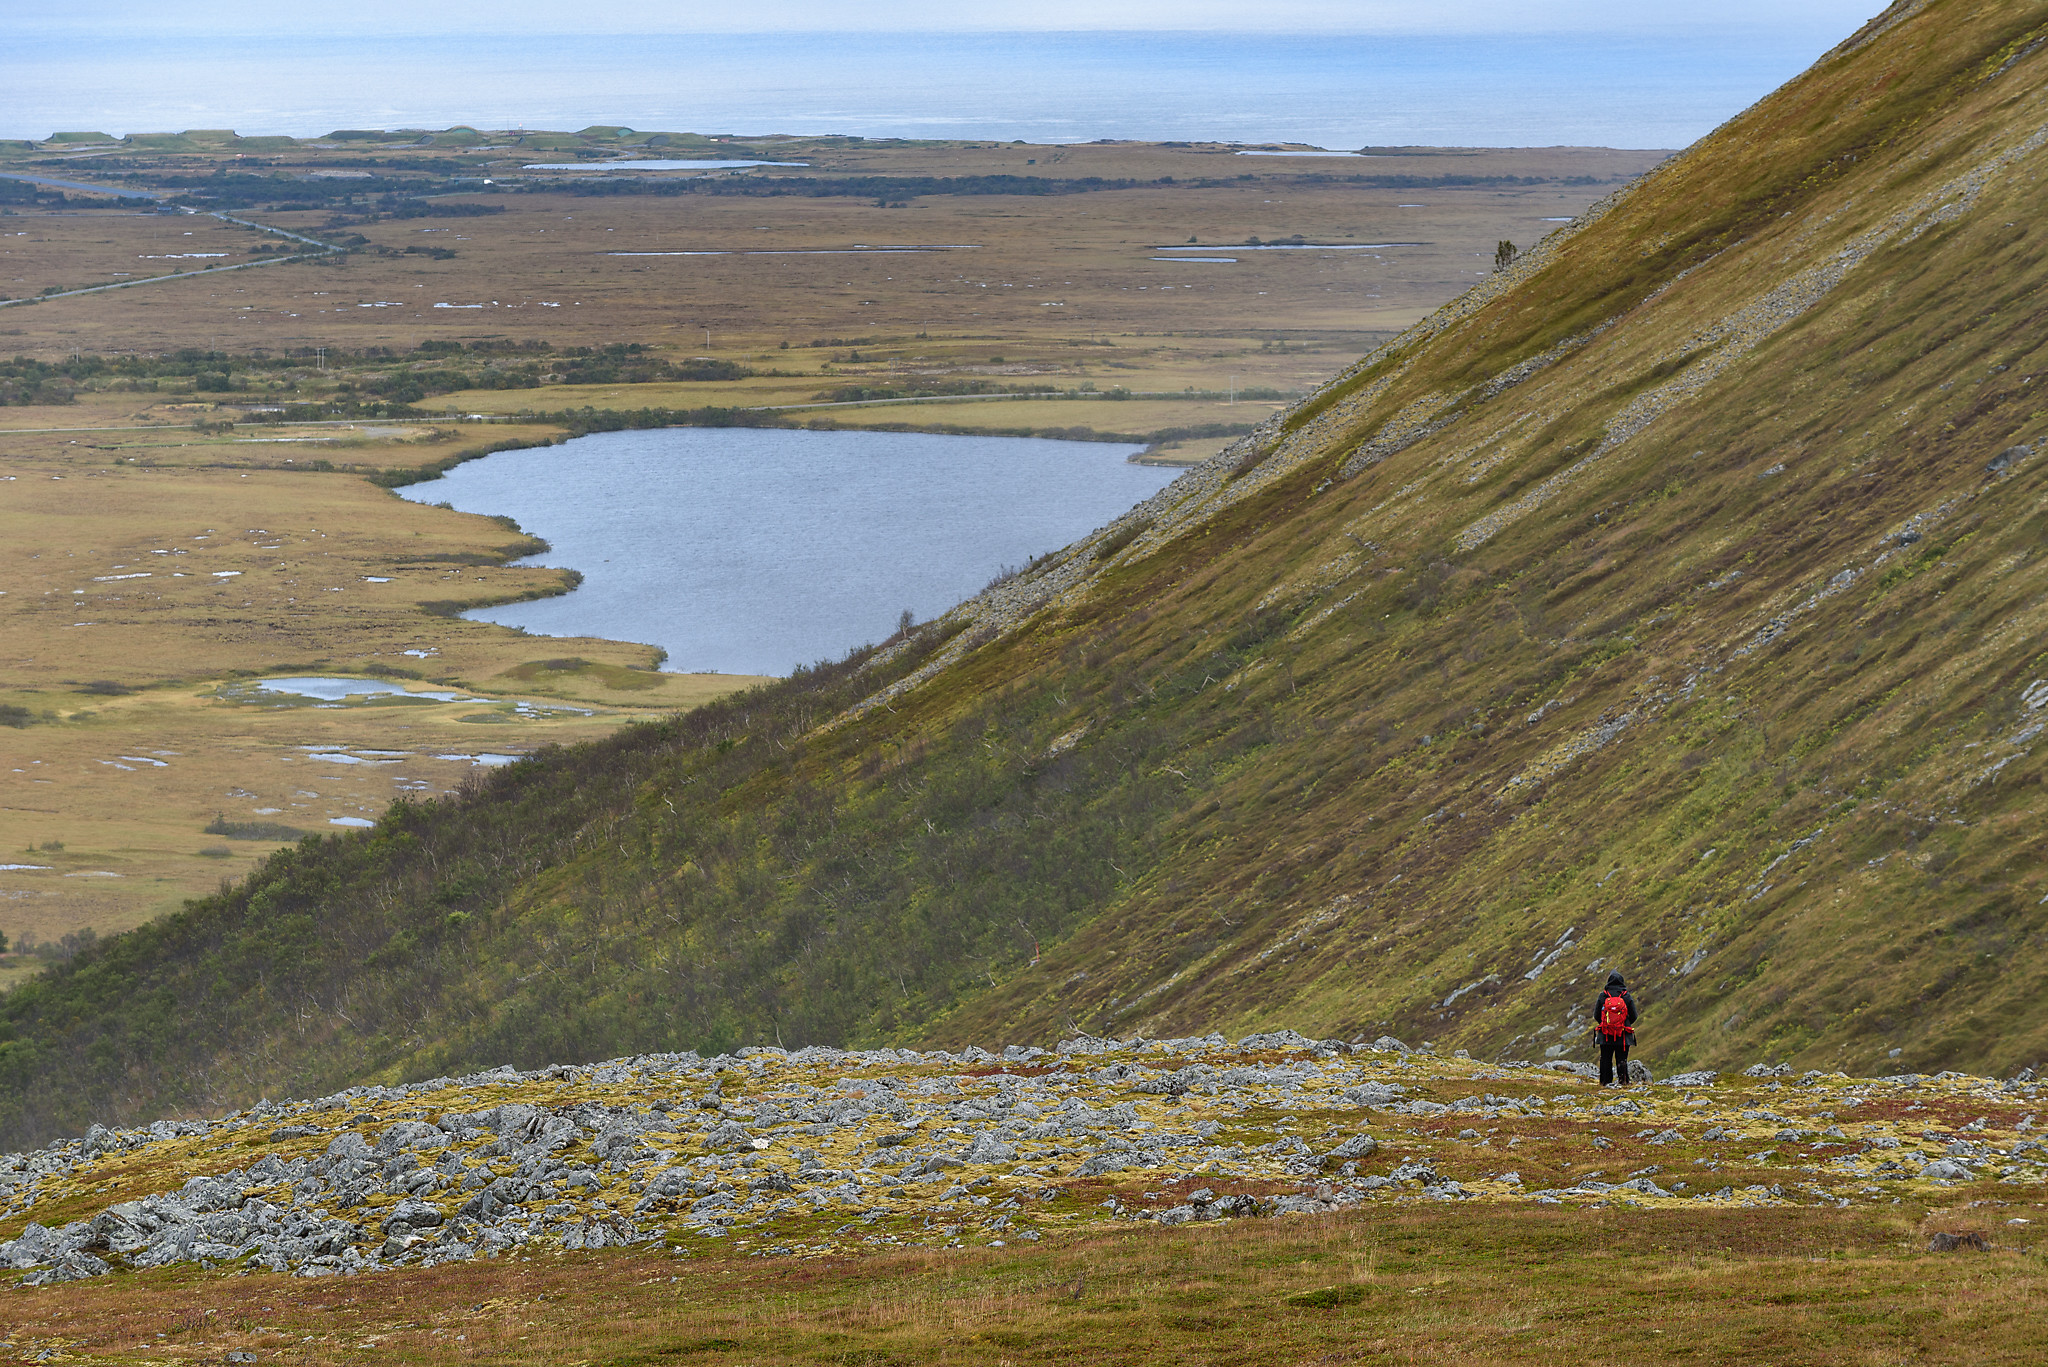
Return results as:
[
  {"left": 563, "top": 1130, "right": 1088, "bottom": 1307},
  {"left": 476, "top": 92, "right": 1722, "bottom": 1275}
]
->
[
  {"left": 7, "top": 1204, "right": 2041, "bottom": 1366},
  {"left": 0, "top": 0, "right": 2040, "bottom": 1114},
  {"left": 9, "top": 6, "right": 2048, "bottom": 1354},
  {"left": 0, "top": 141, "right": 1657, "bottom": 357},
  {"left": 0, "top": 140, "right": 1659, "bottom": 956}
]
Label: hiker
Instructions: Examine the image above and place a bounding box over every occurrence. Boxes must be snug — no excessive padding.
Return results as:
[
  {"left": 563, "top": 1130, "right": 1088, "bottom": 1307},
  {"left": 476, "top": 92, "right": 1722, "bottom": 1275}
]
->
[{"left": 1595, "top": 970, "right": 1638, "bottom": 1086}]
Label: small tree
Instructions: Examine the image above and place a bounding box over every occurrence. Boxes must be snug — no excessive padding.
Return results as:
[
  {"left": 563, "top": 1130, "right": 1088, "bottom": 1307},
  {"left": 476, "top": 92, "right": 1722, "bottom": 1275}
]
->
[{"left": 1494, "top": 240, "right": 1519, "bottom": 273}]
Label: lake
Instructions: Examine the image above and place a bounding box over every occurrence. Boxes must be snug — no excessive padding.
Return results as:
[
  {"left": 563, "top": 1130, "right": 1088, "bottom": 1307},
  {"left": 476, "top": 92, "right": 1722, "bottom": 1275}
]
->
[{"left": 393, "top": 427, "right": 1176, "bottom": 677}]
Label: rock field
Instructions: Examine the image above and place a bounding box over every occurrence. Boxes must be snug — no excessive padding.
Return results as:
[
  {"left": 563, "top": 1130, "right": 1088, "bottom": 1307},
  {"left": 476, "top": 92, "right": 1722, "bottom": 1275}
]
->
[{"left": 4, "top": 1031, "right": 2042, "bottom": 1285}]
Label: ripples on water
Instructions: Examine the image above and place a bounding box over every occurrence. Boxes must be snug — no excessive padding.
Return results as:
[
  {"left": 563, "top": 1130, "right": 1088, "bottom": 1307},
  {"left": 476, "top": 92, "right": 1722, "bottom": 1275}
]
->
[{"left": 395, "top": 428, "right": 1176, "bottom": 677}]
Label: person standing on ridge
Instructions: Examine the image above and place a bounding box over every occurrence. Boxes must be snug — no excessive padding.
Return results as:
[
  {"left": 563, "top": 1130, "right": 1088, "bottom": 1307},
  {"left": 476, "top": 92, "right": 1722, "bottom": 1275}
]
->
[{"left": 1595, "top": 971, "right": 1637, "bottom": 1087}]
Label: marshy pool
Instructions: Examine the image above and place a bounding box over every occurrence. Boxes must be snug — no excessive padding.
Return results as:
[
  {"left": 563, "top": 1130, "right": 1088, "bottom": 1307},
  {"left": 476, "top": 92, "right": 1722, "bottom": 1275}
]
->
[
  {"left": 394, "top": 427, "right": 1180, "bottom": 677},
  {"left": 248, "top": 677, "right": 470, "bottom": 704}
]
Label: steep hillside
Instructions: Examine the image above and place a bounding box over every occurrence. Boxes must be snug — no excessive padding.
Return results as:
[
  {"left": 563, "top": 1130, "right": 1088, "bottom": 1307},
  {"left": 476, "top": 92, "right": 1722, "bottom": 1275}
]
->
[{"left": 8, "top": 0, "right": 2048, "bottom": 1145}]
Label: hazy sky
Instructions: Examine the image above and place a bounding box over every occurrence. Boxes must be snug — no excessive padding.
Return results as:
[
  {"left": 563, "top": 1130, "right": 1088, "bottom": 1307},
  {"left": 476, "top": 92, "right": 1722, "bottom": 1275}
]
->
[
  {"left": 10, "top": 0, "right": 1883, "bottom": 144},
  {"left": 20, "top": 0, "right": 1880, "bottom": 35}
]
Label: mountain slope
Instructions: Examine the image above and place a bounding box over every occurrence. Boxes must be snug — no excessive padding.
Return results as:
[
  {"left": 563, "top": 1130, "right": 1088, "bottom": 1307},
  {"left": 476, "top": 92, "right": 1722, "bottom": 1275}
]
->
[{"left": 7, "top": 0, "right": 2048, "bottom": 1144}]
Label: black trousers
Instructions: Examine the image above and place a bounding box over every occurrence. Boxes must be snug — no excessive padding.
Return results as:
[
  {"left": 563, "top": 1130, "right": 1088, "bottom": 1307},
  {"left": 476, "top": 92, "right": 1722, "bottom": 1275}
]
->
[{"left": 1600, "top": 1036, "right": 1631, "bottom": 1086}]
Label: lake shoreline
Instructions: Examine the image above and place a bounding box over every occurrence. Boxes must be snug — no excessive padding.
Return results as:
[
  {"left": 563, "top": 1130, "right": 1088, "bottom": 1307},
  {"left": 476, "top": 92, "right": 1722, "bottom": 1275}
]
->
[
  {"left": 391, "top": 426, "right": 1176, "bottom": 677},
  {"left": 375, "top": 406, "right": 1235, "bottom": 492}
]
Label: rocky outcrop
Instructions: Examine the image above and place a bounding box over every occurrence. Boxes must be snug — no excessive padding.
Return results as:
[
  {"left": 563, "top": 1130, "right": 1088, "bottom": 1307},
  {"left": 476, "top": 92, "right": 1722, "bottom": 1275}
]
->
[{"left": 3, "top": 1035, "right": 2038, "bottom": 1282}]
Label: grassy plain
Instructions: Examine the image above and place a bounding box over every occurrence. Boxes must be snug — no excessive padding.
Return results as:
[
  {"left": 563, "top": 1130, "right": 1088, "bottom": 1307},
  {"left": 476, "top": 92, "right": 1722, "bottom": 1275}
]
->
[
  {"left": 0, "top": 137, "right": 1661, "bottom": 959},
  {"left": 0, "top": 398, "right": 762, "bottom": 964},
  {"left": 0, "top": 143, "right": 1656, "bottom": 358}
]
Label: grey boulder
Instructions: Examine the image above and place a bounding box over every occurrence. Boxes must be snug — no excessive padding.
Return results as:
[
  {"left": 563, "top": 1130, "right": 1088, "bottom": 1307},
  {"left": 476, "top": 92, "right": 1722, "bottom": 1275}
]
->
[
  {"left": 376, "top": 1121, "right": 444, "bottom": 1155},
  {"left": 380, "top": 1199, "right": 446, "bottom": 1235},
  {"left": 1236, "top": 1030, "right": 1320, "bottom": 1052},
  {"left": 23, "top": 1250, "right": 110, "bottom": 1285},
  {"left": 179, "top": 1175, "right": 242, "bottom": 1211},
  {"left": 703, "top": 1120, "right": 755, "bottom": 1151},
  {"left": 1339, "top": 1083, "right": 1408, "bottom": 1107},
  {"left": 325, "top": 1131, "right": 372, "bottom": 1161},
  {"left": 961, "top": 1136, "right": 1018, "bottom": 1165},
  {"left": 1074, "top": 1152, "right": 1132, "bottom": 1177},
  {"left": 0, "top": 1221, "right": 89, "bottom": 1270},
  {"left": 1324, "top": 1134, "right": 1379, "bottom": 1162}
]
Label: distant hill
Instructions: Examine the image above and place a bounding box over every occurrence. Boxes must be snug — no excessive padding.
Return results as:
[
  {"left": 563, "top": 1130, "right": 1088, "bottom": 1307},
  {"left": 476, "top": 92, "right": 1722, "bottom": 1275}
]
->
[{"left": 6, "top": 0, "right": 2048, "bottom": 1146}]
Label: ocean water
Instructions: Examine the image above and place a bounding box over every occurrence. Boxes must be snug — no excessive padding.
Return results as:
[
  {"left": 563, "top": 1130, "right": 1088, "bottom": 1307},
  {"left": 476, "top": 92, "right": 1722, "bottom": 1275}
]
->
[
  {"left": 393, "top": 427, "right": 1176, "bottom": 677},
  {"left": 6, "top": 29, "right": 1851, "bottom": 149}
]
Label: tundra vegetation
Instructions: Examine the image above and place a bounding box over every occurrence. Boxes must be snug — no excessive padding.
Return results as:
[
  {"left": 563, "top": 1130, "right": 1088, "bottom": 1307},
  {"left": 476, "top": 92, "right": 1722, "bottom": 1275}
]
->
[
  {"left": 5, "top": 0, "right": 2048, "bottom": 1352},
  {"left": 0, "top": 133, "right": 1650, "bottom": 954},
  {"left": 7, "top": 0, "right": 2047, "bottom": 1122},
  {"left": 2, "top": 1035, "right": 2045, "bottom": 1363}
]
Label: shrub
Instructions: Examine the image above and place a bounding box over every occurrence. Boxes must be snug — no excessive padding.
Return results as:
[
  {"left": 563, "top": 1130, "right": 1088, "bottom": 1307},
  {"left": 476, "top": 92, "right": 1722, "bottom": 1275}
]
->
[
  {"left": 204, "top": 815, "right": 309, "bottom": 842},
  {"left": 1093, "top": 517, "right": 1155, "bottom": 562}
]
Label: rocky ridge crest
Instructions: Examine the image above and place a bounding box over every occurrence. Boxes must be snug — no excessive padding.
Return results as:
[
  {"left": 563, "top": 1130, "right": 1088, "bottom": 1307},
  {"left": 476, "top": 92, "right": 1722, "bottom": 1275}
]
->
[{"left": 6, "top": 1033, "right": 2041, "bottom": 1285}]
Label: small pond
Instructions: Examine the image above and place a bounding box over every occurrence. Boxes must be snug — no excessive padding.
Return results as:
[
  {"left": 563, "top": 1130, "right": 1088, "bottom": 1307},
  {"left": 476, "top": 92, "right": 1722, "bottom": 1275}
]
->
[{"left": 253, "top": 677, "right": 470, "bottom": 703}]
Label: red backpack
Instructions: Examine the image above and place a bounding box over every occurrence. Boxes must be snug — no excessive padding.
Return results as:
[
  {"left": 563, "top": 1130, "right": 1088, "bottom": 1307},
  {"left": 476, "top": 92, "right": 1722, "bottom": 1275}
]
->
[{"left": 1598, "top": 992, "right": 1632, "bottom": 1040}]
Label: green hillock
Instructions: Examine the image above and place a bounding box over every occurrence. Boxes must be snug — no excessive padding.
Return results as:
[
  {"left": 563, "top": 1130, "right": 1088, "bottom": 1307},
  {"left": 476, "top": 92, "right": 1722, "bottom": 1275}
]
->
[
  {"left": 121, "top": 133, "right": 202, "bottom": 151},
  {"left": 4, "top": 0, "right": 2048, "bottom": 1146}
]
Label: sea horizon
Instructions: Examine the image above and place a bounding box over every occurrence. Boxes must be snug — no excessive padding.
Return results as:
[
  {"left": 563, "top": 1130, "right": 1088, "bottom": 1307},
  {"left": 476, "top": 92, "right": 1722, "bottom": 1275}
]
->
[{"left": 6, "top": 28, "right": 1855, "bottom": 151}]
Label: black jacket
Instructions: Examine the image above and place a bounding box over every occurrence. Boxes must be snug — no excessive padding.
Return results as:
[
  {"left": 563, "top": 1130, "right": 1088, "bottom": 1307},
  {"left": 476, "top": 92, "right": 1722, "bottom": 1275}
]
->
[{"left": 1594, "top": 985, "right": 1638, "bottom": 1030}]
